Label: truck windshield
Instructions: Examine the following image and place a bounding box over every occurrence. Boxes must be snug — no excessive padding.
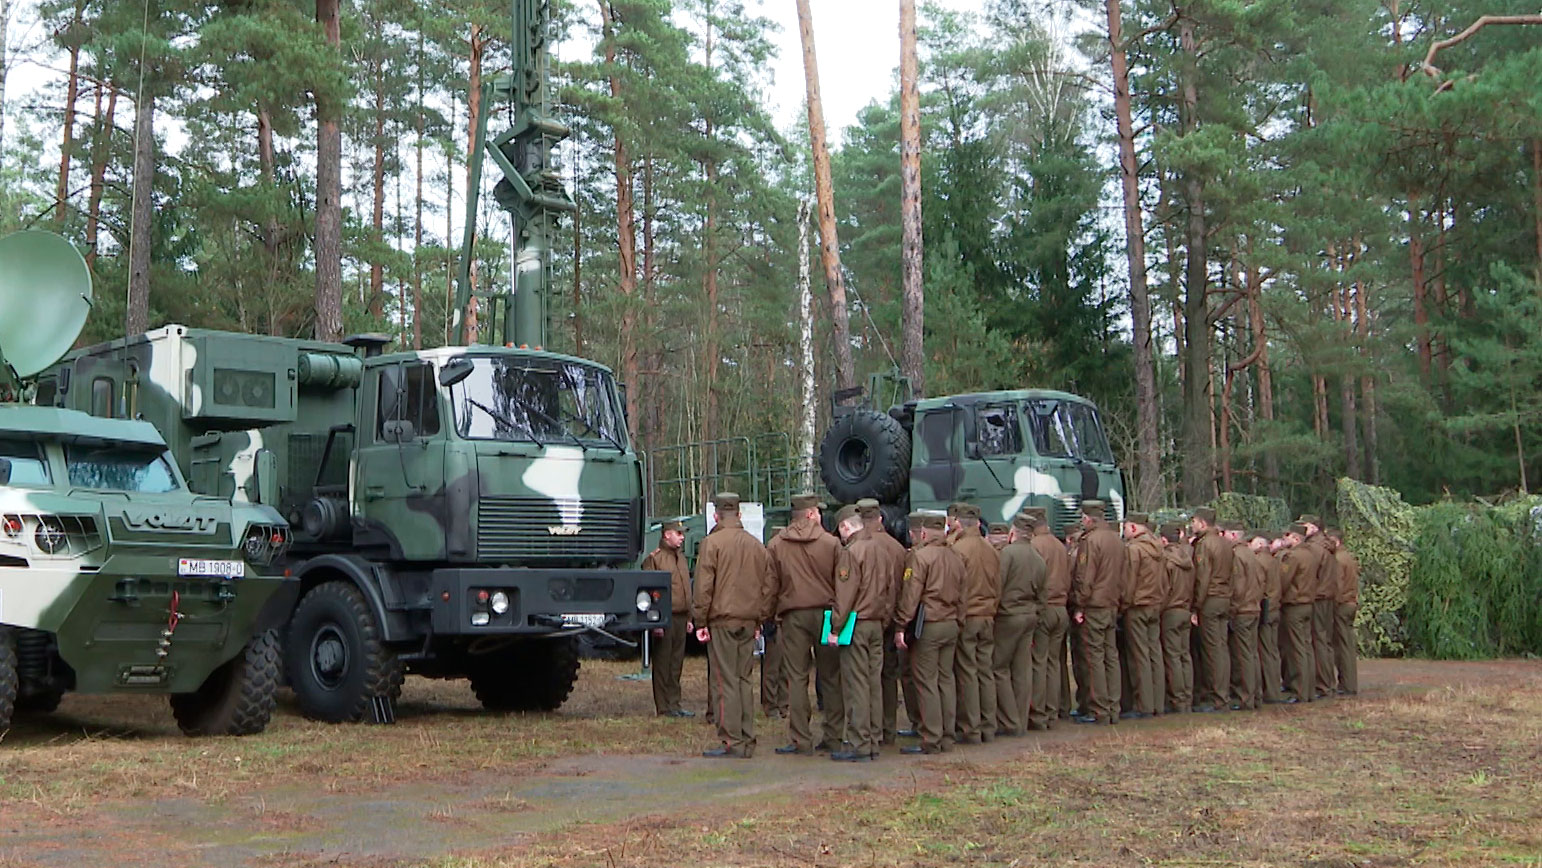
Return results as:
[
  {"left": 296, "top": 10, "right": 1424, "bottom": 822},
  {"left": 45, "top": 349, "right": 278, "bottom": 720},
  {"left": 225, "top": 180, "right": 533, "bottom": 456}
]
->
[
  {"left": 450, "top": 356, "right": 626, "bottom": 449},
  {"left": 1026, "top": 400, "right": 1115, "bottom": 464},
  {"left": 65, "top": 445, "right": 181, "bottom": 493},
  {"left": 0, "top": 439, "right": 52, "bottom": 486}
]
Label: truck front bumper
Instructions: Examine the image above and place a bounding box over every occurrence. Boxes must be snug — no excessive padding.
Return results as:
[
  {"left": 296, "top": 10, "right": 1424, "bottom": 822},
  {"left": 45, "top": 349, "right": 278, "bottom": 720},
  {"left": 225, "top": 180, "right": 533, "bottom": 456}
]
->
[{"left": 427, "top": 567, "right": 671, "bottom": 636}]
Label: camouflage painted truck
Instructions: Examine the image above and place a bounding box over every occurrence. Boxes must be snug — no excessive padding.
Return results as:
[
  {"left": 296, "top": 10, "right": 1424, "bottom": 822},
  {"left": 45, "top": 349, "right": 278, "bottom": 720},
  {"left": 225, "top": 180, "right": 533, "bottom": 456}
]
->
[{"left": 0, "top": 230, "right": 295, "bottom": 736}]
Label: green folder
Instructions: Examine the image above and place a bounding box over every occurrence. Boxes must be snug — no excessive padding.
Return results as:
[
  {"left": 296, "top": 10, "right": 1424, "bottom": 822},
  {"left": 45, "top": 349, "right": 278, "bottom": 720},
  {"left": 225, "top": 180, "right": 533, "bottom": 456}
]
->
[{"left": 822, "top": 609, "right": 858, "bottom": 646}]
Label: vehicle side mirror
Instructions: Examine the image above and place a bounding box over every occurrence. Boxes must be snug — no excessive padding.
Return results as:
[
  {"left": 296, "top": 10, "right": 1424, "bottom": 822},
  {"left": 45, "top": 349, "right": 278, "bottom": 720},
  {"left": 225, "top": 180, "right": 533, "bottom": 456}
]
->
[
  {"left": 0, "top": 458, "right": 11, "bottom": 486},
  {"left": 439, "top": 357, "right": 474, "bottom": 388},
  {"left": 382, "top": 420, "right": 417, "bottom": 443},
  {"left": 253, "top": 448, "right": 279, "bottom": 505}
]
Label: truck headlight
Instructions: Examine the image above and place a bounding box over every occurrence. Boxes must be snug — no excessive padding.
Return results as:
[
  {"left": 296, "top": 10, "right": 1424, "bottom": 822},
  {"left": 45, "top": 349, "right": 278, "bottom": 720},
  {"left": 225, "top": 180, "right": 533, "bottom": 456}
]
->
[
  {"left": 34, "top": 519, "right": 65, "bottom": 554},
  {"left": 490, "top": 591, "right": 510, "bottom": 615},
  {"left": 635, "top": 590, "right": 652, "bottom": 612}
]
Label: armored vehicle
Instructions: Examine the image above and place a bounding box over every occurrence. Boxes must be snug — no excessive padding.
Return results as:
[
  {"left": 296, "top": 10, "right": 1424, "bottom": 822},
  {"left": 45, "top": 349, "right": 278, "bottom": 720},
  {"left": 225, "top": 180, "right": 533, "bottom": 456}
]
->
[{"left": 0, "top": 231, "right": 294, "bottom": 736}]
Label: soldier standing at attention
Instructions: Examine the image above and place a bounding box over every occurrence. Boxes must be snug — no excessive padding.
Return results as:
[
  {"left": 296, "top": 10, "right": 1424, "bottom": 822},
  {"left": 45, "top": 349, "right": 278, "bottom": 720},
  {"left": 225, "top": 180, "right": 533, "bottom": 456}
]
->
[
  {"left": 692, "top": 493, "right": 774, "bottom": 758},
  {"left": 949, "top": 503, "right": 1001, "bottom": 744},
  {"left": 1327, "top": 529, "right": 1360, "bottom": 696},
  {"left": 987, "top": 523, "right": 1011, "bottom": 551},
  {"left": 894, "top": 511, "right": 964, "bottom": 755},
  {"left": 1224, "top": 522, "right": 1262, "bottom": 711},
  {"left": 1071, "top": 500, "right": 1125, "bottom": 725},
  {"left": 1028, "top": 508, "right": 1071, "bottom": 731},
  {"left": 769, "top": 494, "right": 844, "bottom": 755},
  {"left": 1299, "top": 514, "right": 1337, "bottom": 700},
  {"left": 760, "top": 526, "right": 788, "bottom": 720},
  {"left": 828, "top": 505, "right": 886, "bottom": 762},
  {"left": 1159, "top": 523, "right": 1196, "bottom": 714},
  {"left": 993, "top": 510, "right": 1045, "bottom": 736},
  {"left": 1121, "top": 513, "right": 1165, "bottom": 719},
  {"left": 643, "top": 520, "right": 694, "bottom": 718},
  {"left": 856, "top": 499, "right": 910, "bottom": 744},
  {"left": 1188, "top": 507, "right": 1233, "bottom": 712},
  {"left": 1250, "top": 530, "right": 1286, "bottom": 705},
  {"left": 1277, "top": 524, "right": 1316, "bottom": 703}
]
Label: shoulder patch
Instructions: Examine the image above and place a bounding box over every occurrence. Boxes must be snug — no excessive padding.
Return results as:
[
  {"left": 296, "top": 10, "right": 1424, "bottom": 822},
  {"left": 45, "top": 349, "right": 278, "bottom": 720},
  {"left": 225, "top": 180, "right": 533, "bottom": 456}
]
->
[
  {"left": 902, "top": 567, "right": 913, "bottom": 583},
  {"left": 838, "top": 566, "right": 850, "bottom": 582}
]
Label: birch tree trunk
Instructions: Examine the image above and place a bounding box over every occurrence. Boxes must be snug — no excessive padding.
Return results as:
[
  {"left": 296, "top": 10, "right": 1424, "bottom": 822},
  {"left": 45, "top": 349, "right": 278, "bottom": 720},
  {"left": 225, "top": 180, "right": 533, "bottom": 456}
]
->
[
  {"left": 0, "top": 0, "right": 9, "bottom": 172},
  {"left": 797, "top": 198, "right": 817, "bottom": 489},
  {"left": 898, "top": 0, "right": 925, "bottom": 397},
  {"left": 313, "top": 0, "right": 344, "bottom": 341}
]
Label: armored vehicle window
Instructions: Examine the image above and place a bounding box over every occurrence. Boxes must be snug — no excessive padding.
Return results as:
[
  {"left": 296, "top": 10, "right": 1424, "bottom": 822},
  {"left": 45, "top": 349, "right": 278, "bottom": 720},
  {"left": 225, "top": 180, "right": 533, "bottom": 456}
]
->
[
  {"left": 1066, "top": 402, "right": 1114, "bottom": 464},
  {"left": 65, "top": 445, "right": 181, "bottom": 493},
  {"left": 34, "top": 377, "right": 59, "bottom": 407},
  {"left": 0, "top": 439, "right": 52, "bottom": 486},
  {"left": 451, "top": 356, "right": 625, "bottom": 448},
  {"left": 376, "top": 364, "right": 441, "bottom": 440},
  {"left": 1026, "top": 400, "right": 1073, "bottom": 458},
  {"left": 975, "top": 406, "right": 1022, "bottom": 456},
  {"left": 91, "top": 377, "right": 114, "bottom": 418}
]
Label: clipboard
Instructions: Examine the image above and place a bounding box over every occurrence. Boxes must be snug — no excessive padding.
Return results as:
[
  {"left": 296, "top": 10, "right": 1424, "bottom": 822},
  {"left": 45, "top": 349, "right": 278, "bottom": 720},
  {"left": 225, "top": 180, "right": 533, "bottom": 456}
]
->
[{"left": 822, "top": 609, "right": 858, "bottom": 646}]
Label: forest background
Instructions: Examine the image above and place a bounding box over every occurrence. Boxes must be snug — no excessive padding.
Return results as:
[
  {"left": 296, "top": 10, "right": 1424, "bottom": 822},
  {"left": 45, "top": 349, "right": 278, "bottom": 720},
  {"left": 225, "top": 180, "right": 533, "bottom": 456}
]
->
[{"left": 2, "top": 0, "right": 1541, "bottom": 521}]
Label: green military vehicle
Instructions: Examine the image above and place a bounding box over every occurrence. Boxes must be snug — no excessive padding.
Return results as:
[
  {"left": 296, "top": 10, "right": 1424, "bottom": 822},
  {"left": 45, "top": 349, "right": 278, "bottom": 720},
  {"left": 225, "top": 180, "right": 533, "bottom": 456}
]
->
[{"left": 1, "top": 231, "right": 294, "bottom": 736}]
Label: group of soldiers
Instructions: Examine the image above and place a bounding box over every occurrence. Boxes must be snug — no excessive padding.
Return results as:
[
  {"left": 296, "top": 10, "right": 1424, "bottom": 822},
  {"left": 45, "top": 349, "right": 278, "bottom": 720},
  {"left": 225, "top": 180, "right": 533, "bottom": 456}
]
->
[{"left": 641, "top": 493, "right": 1362, "bottom": 761}]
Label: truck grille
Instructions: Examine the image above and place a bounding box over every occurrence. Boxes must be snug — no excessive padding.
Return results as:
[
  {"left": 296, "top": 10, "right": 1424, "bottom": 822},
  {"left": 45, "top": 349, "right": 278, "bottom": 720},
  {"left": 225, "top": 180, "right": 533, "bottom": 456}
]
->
[
  {"left": 477, "top": 497, "right": 634, "bottom": 564},
  {"left": 1050, "top": 495, "right": 1123, "bottom": 536}
]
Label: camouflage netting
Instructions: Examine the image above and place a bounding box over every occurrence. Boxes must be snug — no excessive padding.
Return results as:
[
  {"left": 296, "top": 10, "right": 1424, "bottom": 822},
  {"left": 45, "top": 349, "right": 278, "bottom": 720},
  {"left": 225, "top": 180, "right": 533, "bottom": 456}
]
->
[
  {"left": 1211, "top": 492, "right": 1291, "bottom": 531},
  {"left": 1336, "top": 478, "right": 1417, "bottom": 656}
]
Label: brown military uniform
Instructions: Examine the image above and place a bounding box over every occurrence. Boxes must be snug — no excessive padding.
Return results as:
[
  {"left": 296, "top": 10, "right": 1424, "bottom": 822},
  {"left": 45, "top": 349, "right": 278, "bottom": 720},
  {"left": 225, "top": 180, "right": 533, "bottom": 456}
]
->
[
  {"left": 856, "top": 512, "right": 910, "bottom": 741},
  {"left": 1072, "top": 515, "right": 1125, "bottom": 723},
  {"left": 767, "top": 517, "right": 844, "bottom": 752},
  {"left": 1161, "top": 538, "right": 1195, "bottom": 712},
  {"left": 641, "top": 541, "right": 691, "bottom": 715},
  {"left": 1029, "top": 527, "right": 1072, "bottom": 729},
  {"left": 1122, "top": 530, "right": 1166, "bottom": 716},
  {"left": 1228, "top": 542, "right": 1263, "bottom": 709},
  {"left": 1333, "top": 545, "right": 1360, "bottom": 694},
  {"left": 832, "top": 530, "right": 889, "bottom": 758},
  {"left": 1310, "top": 534, "right": 1338, "bottom": 699},
  {"left": 1192, "top": 525, "right": 1234, "bottom": 710},
  {"left": 692, "top": 510, "right": 775, "bottom": 756},
  {"left": 951, "top": 519, "right": 1001, "bottom": 743},
  {"left": 1279, "top": 537, "right": 1318, "bottom": 703},
  {"left": 1255, "top": 542, "right": 1284, "bottom": 703},
  {"left": 895, "top": 527, "right": 964, "bottom": 753},
  {"left": 993, "top": 528, "right": 1045, "bottom": 735}
]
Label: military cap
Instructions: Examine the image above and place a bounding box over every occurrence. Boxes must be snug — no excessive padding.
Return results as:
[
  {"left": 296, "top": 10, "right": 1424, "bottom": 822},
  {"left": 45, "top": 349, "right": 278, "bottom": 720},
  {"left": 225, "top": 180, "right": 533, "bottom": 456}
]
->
[
  {"left": 1080, "top": 499, "right": 1106, "bottom": 517},
  {"left": 834, "top": 504, "right": 862, "bottom": 526},
  {"left": 988, "top": 522, "right": 1010, "bottom": 535},
  {"left": 659, "top": 519, "right": 685, "bottom": 533},
  {"left": 1020, "top": 506, "right": 1048, "bottom": 521},
  {"left": 1192, "top": 506, "right": 1218, "bottom": 524},
  {"left": 1126, "top": 512, "right": 1151, "bottom": 528},
  {"left": 910, "top": 510, "right": 947, "bottom": 531},
  {"left": 790, "top": 492, "right": 824, "bottom": 511},
  {"left": 1297, "top": 513, "right": 1321, "bottom": 526},
  {"left": 1159, "top": 523, "right": 1184, "bottom": 542},
  {"left": 856, "top": 497, "right": 882, "bottom": 517},
  {"left": 954, "top": 503, "right": 982, "bottom": 520},
  {"left": 713, "top": 492, "right": 741, "bottom": 512},
  {"left": 1011, "top": 512, "right": 1037, "bottom": 533},
  {"left": 1221, "top": 519, "right": 1245, "bottom": 532},
  {"left": 1288, "top": 522, "right": 1308, "bottom": 537}
]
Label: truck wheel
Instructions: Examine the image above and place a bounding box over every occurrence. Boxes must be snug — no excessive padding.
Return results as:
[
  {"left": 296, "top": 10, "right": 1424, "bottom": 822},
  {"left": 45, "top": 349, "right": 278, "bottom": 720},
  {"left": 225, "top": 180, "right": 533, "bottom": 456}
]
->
[
  {"left": 169, "top": 629, "right": 281, "bottom": 736},
  {"left": 469, "top": 638, "right": 580, "bottom": 712},
  {"left": 0, "top": 630, "right": 16, "bottom": 730},
  {"left": 880, "top": 502, "right": 911, "bottom": 544},
  {"left": 819, "top": 410, "right": 911, "bottom": 504},
  {"left": 285, "top": 582, "right": 403, "bottom": 723}
]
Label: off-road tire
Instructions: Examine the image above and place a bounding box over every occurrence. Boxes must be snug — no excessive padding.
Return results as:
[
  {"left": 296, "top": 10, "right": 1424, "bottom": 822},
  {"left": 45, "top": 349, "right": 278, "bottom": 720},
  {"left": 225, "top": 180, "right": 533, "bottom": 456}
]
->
[
  {"left": 469, "top": 637, "right": 581, "bottom": 713},
  {"left": 0, "top": 630, "right": 17, "bottom": 730},
  {"left": 285, "top": 582, "right": 403, "bottom": 723},
  {"left": 169, "top": 629, "right": 281, "bottom": 736},
  {"left": 819, "top": 410, "right": 911, "bottom": 504},
  {"left": 13, "top": 689, "right": 64, "bottom": 715},
  {"left": 880, "top": 501, "right": 911, "bottom": 544}
]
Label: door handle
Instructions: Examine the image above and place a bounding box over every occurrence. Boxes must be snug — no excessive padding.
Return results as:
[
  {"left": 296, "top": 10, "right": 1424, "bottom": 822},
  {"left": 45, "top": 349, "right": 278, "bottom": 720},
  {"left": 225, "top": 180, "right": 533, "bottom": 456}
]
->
[{"left": 365, "top": 486, "right": 386, "bottom": 500}]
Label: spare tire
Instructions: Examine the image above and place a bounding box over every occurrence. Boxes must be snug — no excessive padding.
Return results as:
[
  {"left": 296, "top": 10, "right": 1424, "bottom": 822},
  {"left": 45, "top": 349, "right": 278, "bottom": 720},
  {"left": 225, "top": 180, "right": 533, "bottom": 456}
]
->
[
  {"left": 879, "top": 502, "right": 911, "bottom": 544},
  {"left": 819, "top": 410, "right": 911, "bottom": 503}
]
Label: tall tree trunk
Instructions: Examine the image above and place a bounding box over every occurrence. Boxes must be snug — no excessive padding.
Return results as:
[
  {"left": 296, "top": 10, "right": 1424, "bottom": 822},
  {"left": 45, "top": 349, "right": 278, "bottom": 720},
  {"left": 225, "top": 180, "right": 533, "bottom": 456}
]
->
[
  {"left": 369, "top": 70, "right": 387, "bottom": 320},
  {"left": 125, "top": 92, "right": 155, "bottom": 336},
  {"left": 898, "top": 0, "right": 925, "bottom": 397},
  {"left": 1245, "top": 243, "right": 1277, "bottom": 493},
  {"left": 444, "top": 94, "right": 455, "bottom": 345},
  {"left": 313, "top": 0, "right": 344, "bottom": 341},
  {"left": 601, "top": 1, "right": 639, "bottom": 428},
  {"left": 1177, "top": 15, "right": 1213, "bottom": 503},
  {"left": 54, "top": 2, "right": 83, "bottom": 230},
  {"left": 1355, "top": 265, "right": 1379, "bottom": 483},
  {"left": 797, "top": 198, "right": 817, "bottom": 489},
  {"left": 1409, "top": 208, "right": 1433, "bottom": 378},
  {"left": 700, "top": 14, "right": 721, "bottom": 447},
  {"left": 462, "top": 25, "right": 486, "bottom": 343},
  {"left": 794, "top": 0, "right": 856, "bottom": 399},
  {"left": 413, "top": 29, "right": 425, "bottom": 349},
  {"left": 1107, "top": 0, "right": 1161, "bottom": 509},
  {"left": 572, "top": 194, "right": 584, "bottom": 356},
  {"left": 84, "top": 82, "right": 116, "bottom": 271},
  {"left": 1335, "top": 278, "right": 1361, "bottom": 479}
]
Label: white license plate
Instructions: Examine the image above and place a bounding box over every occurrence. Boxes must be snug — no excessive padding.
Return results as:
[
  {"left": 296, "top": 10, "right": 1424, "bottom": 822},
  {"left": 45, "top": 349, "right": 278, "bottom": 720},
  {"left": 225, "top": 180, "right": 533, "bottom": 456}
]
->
[
  {"left": 562, "top": 613, "right": 607, "bottom": 627},
  {"left": 178, "top": 558, "right": 245, "bottom": 579}
]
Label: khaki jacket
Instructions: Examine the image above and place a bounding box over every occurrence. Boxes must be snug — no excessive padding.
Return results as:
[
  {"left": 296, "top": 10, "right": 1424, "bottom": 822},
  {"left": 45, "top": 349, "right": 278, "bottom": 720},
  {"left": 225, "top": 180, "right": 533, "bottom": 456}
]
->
[
  {"left": 1279, "top": 544, "right": 1317, "bottom": 606},
  {"left": 1032, "top": 529, "right": 1073, "bottom": 607},
  {"left": 1311, "top": 536, "right": 1339, "bottom": 601},
  {"left": 1193, "top": 527, "right": 1234, "bottom": 604},
  {"left": 951, "top": 528, "right": 1003, "bottom": 619},
  {"left": 767, "top": 517, "right": 841, "bottom": 615},
  {"left": 858, "top": 525, "right": 909, "bottom": 628},
  {"left": 1229, "top": 542, "right": 1263, "bottom": 617},
  {"left": 1163, "top": 542, "right": 1195, "bottom": 611},
  {"left": 1335, "top": 548, "right": 1361, "bottom": 605},
  {"left": 997, "top": 538, "right": 1047, "bottom": 617},
  {"left": 641, "top": 544, "right": 691, "bottom": 615},
  {"left": 1258, "top": 547, "right": 1282, "bottom": 615},
  {"left": 833, "top": 535, "right": 890, "bottom": 625},
  {"left": 691, "top": 515, "right": 774, "bottom": 625},
  {"left": 1123, "top": 532, "right": 1167, "bottom": 610},
  {"left": 894, "top": 536, "right": 965, "bottom": 627},
  {"left": 1072, "top": 520, "right": 1126, "bottom": 611}
]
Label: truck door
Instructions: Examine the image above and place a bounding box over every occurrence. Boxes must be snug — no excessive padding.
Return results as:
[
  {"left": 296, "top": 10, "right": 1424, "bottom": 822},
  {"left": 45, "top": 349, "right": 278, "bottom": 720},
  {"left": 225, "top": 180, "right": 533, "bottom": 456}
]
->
[
  {"left": 353, "top": 361, "right": 449, "bottom": 560},
  {"left": 910, "top": 406, "right": 964, "bottom": 506}
]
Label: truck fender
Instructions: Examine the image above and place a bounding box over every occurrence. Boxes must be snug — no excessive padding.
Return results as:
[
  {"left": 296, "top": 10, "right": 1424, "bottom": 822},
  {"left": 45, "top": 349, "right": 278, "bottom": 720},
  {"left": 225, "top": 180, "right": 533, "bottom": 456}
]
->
[{"left": 295, "top": 554, "right": 413, "bottom": 644}]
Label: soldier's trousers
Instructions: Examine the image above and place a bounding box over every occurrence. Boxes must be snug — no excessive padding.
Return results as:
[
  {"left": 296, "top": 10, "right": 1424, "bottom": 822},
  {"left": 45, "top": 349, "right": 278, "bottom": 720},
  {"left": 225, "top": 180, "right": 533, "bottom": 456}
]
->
[
  {"left": 881, "top": 627, "right": 901, "bottom": 740},
  {"left": 1079, "top": 607, "right": 1120, "bottom": 723},
  {"left": 1030, "top": 606, "right": 1069, "bottom": 729},
  {"left": 1123, "top": 607, "right": 1161, "bottom": 715},
  {"left": 841, "top": 620, "right": 884, "bottom": 757},
  {"left": 1059, "top": 629, "right": 1073, "bottom": 717},
  {"left": 708, "top": 620, "right": 758, "bottom": 754},
  {"left": 652, "top": 615, "right": 689, "bottom": 714},
  {"left": 1228, "top": 614, "right": 1259, "bottom": 708},
  {"left": 706, "top": 652, "right": 719, "bottom": 722},
  {"left": 760, "top": 622, "right": 785, "bottom": 715},
  {"left": 991, "top": 611, "right": 1035, "bottom": 734},
  {"left": 1313, "top": 599, "right": 1335, "bottom": 698},
  {"left": 1282, "top": 603, "right": 1315, "bottom": 702},
  {"left": 1160, "top": 608, "right": 1193, "bottom": 712},
  {"left": 1198, "top": 596, "right": 1231, "bottom": 709},
  {"left": 1334, "top": 603, "right": 1359, "bottom": 694},
  {"left": 780, "top": 608, "right": 845, "bottom": 749},
  {"left": 955, "top": 616, "right": 995, "bottom": 740},
  {"left": 909, "top": 619, "right": 959, "bottom": 752},
  {"left": 1070, "top": 619, "right": 1090, "bottom": 715},
  {"left": 1259, "top": 609, "right": 1283, "bottom": 702},
  {"left": 898, "top": 643, "right": 920, "bottom": 730}
]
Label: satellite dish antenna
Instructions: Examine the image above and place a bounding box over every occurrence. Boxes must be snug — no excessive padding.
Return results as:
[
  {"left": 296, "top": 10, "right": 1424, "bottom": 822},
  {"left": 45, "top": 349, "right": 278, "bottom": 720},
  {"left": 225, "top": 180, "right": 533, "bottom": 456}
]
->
[{"left": 0, "top": 231, "right": 93, "bottom": 380}]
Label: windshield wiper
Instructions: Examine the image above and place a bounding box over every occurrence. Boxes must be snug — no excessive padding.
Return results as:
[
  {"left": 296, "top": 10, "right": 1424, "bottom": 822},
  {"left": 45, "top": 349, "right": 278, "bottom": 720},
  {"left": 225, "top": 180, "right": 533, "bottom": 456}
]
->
[
  {"left": 466, "top": 397, "right": 547, "bottom": 448},
  {"left": 556, "top": 369, "right": 625, "bottom": 452}
]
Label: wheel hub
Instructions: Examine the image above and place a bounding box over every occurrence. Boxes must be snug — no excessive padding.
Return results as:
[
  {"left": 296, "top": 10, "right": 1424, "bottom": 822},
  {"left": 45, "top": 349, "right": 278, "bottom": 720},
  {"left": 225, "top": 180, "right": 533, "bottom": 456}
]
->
[
  {"left": 836, "top": 437, "right": 872, "bottom": 482},
  {"left": 310, "top": 625, "right": 350, "bottom": 690}
]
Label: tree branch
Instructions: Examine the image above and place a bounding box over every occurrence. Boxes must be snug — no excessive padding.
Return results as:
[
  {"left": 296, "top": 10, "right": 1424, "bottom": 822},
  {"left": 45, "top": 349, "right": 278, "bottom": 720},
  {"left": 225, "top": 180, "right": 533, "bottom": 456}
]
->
[{"left": 1422, "top": 15, "right": 1542, "bottom": 82}]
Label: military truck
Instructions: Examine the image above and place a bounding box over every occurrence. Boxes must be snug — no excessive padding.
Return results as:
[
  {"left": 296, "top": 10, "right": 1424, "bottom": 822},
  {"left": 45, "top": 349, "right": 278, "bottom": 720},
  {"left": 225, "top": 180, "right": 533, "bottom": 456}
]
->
[{"left": 0, "top": 231, "right": 295, "bottom": 736}]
